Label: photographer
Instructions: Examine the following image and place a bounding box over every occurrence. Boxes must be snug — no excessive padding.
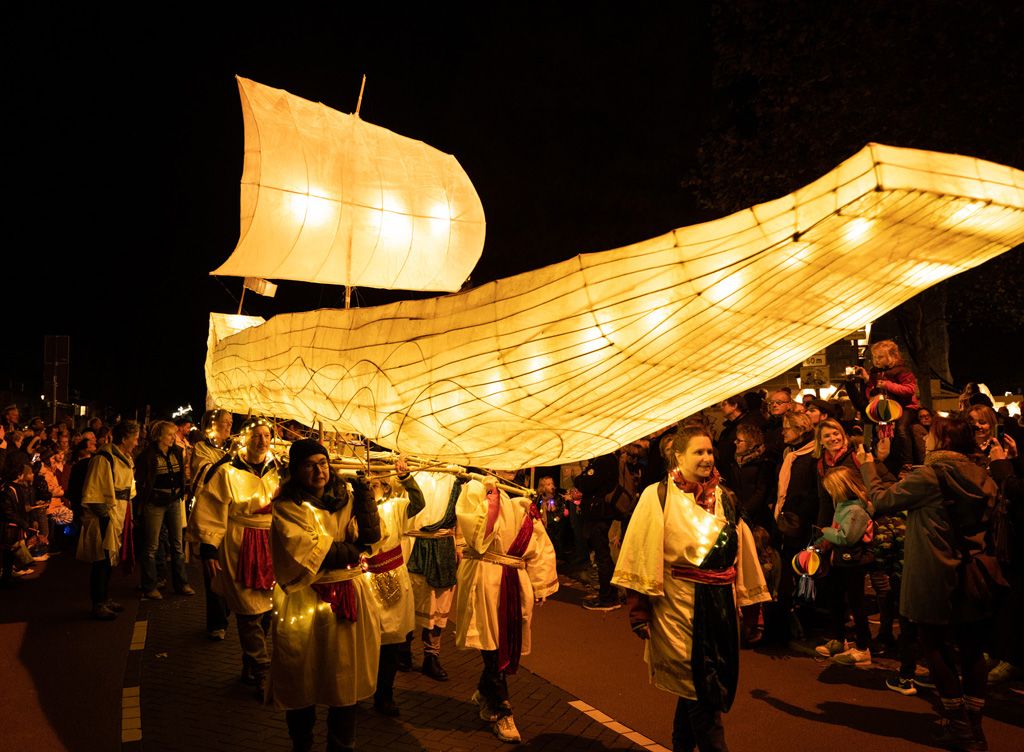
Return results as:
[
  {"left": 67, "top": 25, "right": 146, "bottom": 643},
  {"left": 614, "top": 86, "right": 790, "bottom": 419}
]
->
[{"left": 846, "top": 340, "right": 919, "bottom": 469}]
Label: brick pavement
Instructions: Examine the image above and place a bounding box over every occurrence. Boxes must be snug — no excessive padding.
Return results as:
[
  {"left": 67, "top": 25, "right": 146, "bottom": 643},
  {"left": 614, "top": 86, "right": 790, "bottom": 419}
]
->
[{"left": 127, "top": 563, "right": 650, "bottom": 751}]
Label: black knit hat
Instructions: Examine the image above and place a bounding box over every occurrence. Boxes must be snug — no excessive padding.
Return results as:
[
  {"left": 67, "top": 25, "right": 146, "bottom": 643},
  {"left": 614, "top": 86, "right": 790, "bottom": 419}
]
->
[
  {"left": 806, "top": 398, "right": 837, "bottom": 419},
  {"left": 289, "top": 438, "right": 330, "bottom": 467}
]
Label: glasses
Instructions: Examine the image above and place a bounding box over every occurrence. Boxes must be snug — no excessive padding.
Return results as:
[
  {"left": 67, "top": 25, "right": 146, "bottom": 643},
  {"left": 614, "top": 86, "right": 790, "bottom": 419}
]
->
[
  {"left": 769, "top": 399, "right": 791, "bottom": 406},
  {"left": 299, "top": 459, "right": 330, "bottom": 471}
]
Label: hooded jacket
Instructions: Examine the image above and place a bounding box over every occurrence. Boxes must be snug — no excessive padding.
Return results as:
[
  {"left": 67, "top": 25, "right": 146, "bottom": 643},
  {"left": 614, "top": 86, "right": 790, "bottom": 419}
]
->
[{"left": 862, "top": 450, "right": 998, "bottom": 625}]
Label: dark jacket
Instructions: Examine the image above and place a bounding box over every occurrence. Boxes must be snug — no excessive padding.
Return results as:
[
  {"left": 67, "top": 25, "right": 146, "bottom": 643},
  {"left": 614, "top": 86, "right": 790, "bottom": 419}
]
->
[
  {"left": 777, "top": 437, "right": 819, "bottom": 545},
  {"left": 573, "top": 453, "right": 620, "bottom": 522},
  {"left": 716, "top": 412, "right": 757, "bottom": 487},
  {"left": 729, "top": 449, "right": 776, "bottom": 530},
  {"left": 863, "top": 452, "right": 998, "bottom": 625},
  {"left": 134, "top": 443, "right": 186, "bottom": 508}
]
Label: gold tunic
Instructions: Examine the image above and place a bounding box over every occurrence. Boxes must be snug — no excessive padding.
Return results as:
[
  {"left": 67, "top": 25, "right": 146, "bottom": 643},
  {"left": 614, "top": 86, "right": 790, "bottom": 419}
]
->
[
  {"left": 76, "top": 445, "right": 135, "bottom": 565},
  {"left": 190, "top": 455, "right": 280, "bottom": 615},
  {"left": 267, "top": 495, "right": 381, "bottom": 709}
]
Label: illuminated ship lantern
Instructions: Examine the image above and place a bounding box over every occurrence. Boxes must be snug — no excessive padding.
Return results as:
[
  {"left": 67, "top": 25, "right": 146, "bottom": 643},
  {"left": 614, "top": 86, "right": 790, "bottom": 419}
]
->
[
  {"left": 212, "top": 76, "right": 486, "bottom": 294},
  {"left": 207, "top": 113, "right": 1024, "bottom": 469}
]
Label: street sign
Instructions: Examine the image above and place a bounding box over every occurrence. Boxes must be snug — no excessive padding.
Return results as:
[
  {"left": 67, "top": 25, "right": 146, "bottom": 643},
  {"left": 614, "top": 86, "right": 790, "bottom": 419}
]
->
[{"left": 802, "top": 350, "right": 828, "bottom": 367}]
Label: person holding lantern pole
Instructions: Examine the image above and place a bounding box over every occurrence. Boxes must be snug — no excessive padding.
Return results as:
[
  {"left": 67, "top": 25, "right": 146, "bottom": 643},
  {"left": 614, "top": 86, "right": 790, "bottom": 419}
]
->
[
  {"left": 76, "top": 420, "right": 140, "bottom": 620},
  {"left": 365, "top": 457, "right": 426, "bottom": 717},
  {"left": 267, "top": 438, "right": 381, "bottom": 752},
  {"left": 191, "top": 418, "right": 280, "bottom": 696},
  {"left": 187, "top": 408, "right": 235, "bottom": 640},
  {"left": 404, "top": 470, "right": 465, "bottom": 681},
  {"left": 612, "top": 426, "right": 770, "bottom": 752},
  {"left": 454, "top": 476, "right": 558, "bottom": 744}
]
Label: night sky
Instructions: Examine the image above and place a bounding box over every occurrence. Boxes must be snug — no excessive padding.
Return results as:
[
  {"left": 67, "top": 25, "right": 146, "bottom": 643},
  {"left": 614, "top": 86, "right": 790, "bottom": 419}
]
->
[{"left": 6, "top": 4, "right": 1022, "bottom": 420}]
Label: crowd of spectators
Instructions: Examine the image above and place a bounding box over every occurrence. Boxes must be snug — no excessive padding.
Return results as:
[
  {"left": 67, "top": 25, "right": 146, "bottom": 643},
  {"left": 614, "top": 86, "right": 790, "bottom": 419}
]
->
[{"left": 3, "top": 339, "right": 1023, "bottom": 750}]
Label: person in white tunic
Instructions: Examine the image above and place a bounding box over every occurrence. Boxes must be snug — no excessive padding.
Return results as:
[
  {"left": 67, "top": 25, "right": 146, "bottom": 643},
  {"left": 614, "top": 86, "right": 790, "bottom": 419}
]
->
[
  {"left": 364, "top": 457, "right": 425, "bottom": 715},
  {"left": 455, "top": 477, "right": 559, "bottom": 744},
  {"left": 267, "top": 438, "right": 382, "bottom": 752},
  {"left": 76, "top": 421, "right": 140, "bottom": 620},
  {"left": 187, "top": 408, "right": 234, "bottom": 639},
  {"left": 404, "top": 470, "right": 465, "bottom": 680},
  {"left": 612, "top": 427, "right": 770, "bottom": 752},
  {"left": 191, "top": 419, "right": 280, "bottom": 693}
]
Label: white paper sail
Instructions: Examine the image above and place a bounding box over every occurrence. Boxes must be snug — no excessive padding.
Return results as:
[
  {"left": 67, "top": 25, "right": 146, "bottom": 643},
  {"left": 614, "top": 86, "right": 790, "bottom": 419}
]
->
[
  {"left": 206, "top": 144, "right": 1024, "bottom": 468},
  {"left": 211, "top": 76, "right": 486, "bottom": 292}
]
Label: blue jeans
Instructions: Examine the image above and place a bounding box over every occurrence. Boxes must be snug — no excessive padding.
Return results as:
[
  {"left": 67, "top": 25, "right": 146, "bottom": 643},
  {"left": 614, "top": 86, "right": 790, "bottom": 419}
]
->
[{"left": 140, "top": 500, "right": 188, "bottom": 592}]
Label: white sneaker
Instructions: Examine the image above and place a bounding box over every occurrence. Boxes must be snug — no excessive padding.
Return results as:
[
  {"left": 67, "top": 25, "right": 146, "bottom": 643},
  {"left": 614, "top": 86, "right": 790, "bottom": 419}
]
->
[
  {"left": 815, "top": 639, "right": 848, "bottom": 657},
  {"left": 472, "top": 690, "right": 499, "bottom": 722},
  {"left": 832, "top": 646, "right": 872, "bottom": 666},
  {"left": 492, "top": 714, "right": 521, "bottom": 744}
]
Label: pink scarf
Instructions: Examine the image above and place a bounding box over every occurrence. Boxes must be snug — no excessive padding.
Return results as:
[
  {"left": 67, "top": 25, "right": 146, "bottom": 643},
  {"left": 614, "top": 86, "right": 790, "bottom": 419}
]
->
[{"left": 669, "top": 468, "right": 721, "bottom": 513}]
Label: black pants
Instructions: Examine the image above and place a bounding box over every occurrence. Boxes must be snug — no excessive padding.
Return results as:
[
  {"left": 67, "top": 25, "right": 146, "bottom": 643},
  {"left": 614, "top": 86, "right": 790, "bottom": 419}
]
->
[
  {"left": 376, "top": 642, "right": 401, "bottom": 703},
  {"left": 89, "top": 516, "right": 112, "bottom": 606},
  {"left": 672, "top": 697, "right": 728, "bottom": 752},
  {"left": 584, "top": 518, "right": 614, "bottom": 600},
  {"left": 478, "top": 649, "right": 510, "bottom": 716},
  {"left": 830, "top": 565, "right": 870, "bottom": 649},
  {"left": 918, "top": 622, "right": 987, "bottom": 702},
  {"left": 90, "top": 559, "right": 112, "bottom": 605},
  {"left": 202, "top": 563, "right": 230, "bottom": 632},
  {"left": 897, "top": 616, "right": 921, "bottom": 678},
  {"left": 285, "top": 705, "right": 356, "bottom": 752}
]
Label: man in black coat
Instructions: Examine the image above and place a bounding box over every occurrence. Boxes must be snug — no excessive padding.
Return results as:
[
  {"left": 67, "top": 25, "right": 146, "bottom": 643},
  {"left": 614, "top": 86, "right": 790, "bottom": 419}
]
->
[{"left": 574, "top": 452, "right": 621, "bottom": 611}]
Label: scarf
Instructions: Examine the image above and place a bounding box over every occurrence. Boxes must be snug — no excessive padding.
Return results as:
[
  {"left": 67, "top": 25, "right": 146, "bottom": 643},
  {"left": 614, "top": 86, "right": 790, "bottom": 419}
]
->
[
  {"left": 735, "top": 443, "right": 765, "bottom": 467},
  {"left": 498, "top": 508, "right": 536, "bottom": 674},
  {"left": 669, "top": 468, "right": 720, "bottom": 513},
  {"left": 775, "top": 440, "right": 815, "bottom": 520},
  {"left": 924, "top": 449, "right": 968, "bottom": 467},
  {"left": 407, "top": 478, "right": 462, "bottom": 588}
]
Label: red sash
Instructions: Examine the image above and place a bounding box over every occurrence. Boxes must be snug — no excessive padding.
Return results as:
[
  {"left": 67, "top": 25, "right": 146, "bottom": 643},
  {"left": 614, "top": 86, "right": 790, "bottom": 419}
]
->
[
  {"left": 366, "top": 545, "right": 404, "bottom": 574},
  {"left": 670, "top": 565, "right": 736, "bottom": 586},
  {"left": 312, "top": 579, "right": 359, "bottom": 622},
  {"left": 120, "top": 502, "right": 135, "bottom": 574},
  {"left": 236, "top": 505, "right": 274, "bottom": 590},
  {"left": 497, "top": 510, "right": 536, "bottom": 674}
]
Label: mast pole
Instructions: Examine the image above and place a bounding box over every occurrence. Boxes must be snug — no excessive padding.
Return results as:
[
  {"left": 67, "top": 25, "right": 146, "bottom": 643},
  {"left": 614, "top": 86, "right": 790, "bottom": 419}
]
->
[
  {"left": 346, "top": 73, "right": 367, "bottom": 307},
  {"left": 355, "top": 74, "right": 367, "bottom": 118},
  {"left": 237, "top": 283, "right": 247, "bottom": 315}
]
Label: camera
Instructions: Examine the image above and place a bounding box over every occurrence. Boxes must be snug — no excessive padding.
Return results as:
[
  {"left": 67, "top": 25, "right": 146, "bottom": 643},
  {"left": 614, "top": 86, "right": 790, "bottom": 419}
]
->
[{"left": 844, "top": 366, "right": 857, "bottom": 376}]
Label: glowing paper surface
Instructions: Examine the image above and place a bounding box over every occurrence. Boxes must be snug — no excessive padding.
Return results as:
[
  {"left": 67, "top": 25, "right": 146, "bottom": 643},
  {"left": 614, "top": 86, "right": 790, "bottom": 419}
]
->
[
  {"left": 211, "top": 77, "right": 486, "bottom": 292},
  {"left": 207, "top": 144, "right": 1024, "bottom": 468}
]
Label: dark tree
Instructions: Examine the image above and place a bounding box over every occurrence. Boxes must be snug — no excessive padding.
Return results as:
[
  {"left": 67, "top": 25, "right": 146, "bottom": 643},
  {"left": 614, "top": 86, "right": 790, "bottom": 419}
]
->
[{"left": 688, "top": 0, "right": 1024, "bottom": 393}]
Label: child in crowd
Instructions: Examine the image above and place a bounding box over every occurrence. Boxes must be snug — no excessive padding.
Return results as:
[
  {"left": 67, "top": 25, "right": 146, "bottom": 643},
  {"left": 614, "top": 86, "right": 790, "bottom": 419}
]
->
[{"left": 814, "top": 466, "right": 874, "bottom": 665}]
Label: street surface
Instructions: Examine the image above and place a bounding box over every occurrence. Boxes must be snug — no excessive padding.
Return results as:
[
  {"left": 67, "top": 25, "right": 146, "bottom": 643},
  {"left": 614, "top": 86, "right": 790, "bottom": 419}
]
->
[{"left": 2, "top": 555, "right": 1022, "bottom": 751}]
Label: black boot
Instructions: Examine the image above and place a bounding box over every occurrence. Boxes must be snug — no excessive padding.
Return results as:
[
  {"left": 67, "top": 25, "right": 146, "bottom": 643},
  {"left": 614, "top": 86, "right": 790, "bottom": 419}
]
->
[
  {"left": 966, "top": 710, "right": 988, "bottom": 752},
  {"left": 422, "top": 653, "right": 449, "bottom": 681},
  {"left": 933, "top": 706, "right": 979, "bottom": 750}
]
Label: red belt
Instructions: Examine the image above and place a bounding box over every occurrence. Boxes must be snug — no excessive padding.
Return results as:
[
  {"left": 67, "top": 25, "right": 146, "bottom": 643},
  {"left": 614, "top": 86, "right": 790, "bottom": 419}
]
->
[
  {"left": 366, "top": 545, "right": 404, "bottom": 575},
  {"left": 670, "top": 565, "right": 736, "bottom": 586}
]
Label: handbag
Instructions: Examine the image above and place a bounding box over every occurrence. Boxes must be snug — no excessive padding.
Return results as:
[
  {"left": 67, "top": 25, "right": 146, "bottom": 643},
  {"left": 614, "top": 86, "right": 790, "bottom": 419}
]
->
[{"left": 13, "top": 539, "right": 34, "bottom": 567}]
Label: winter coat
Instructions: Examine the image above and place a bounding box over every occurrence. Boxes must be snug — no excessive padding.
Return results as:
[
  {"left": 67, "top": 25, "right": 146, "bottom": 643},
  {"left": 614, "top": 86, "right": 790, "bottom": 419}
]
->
[{"left": 862, "top": 451, "right": 998, "bottom": 625}]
